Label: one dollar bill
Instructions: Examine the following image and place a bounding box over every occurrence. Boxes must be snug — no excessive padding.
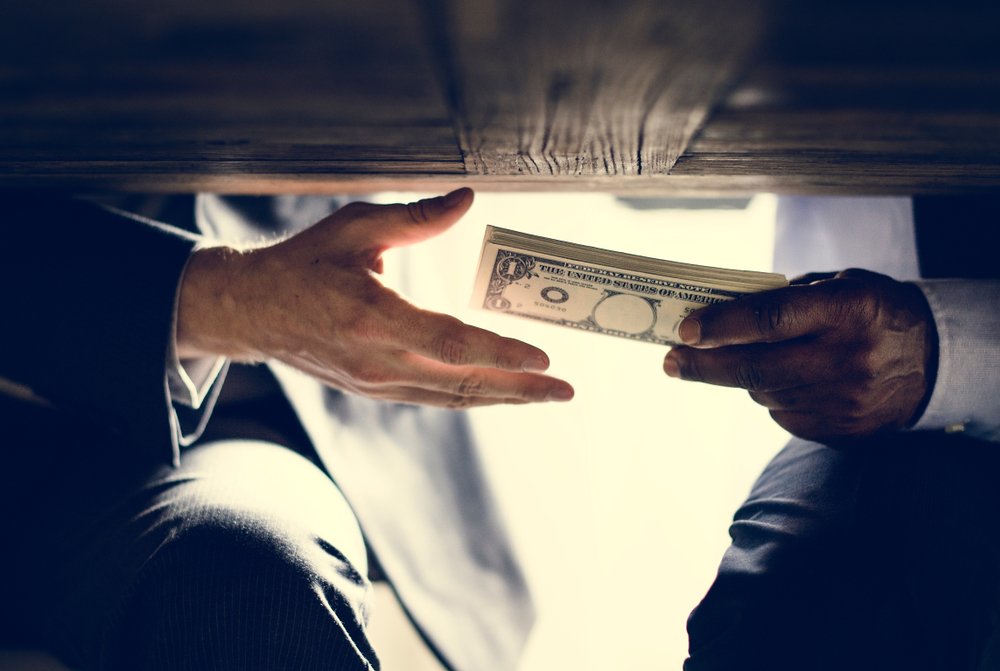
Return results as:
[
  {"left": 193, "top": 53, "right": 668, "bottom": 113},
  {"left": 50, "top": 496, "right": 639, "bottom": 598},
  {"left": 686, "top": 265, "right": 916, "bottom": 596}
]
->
[{"left": 471, "top": 226, "right": 788, "bottom": 346}]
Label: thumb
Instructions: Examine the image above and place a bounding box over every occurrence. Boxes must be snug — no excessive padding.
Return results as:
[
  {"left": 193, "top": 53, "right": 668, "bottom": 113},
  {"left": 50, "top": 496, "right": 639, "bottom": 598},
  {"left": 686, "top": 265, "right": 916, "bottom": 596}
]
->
[{"left": 329, "top": 188, "right": 474, "bottom": 254}]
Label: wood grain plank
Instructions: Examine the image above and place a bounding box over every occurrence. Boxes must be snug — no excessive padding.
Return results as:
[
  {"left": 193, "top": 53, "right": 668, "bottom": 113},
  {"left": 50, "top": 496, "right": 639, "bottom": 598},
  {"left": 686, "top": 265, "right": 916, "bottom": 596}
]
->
[
  {"left": 0, "top": 0, "right": 464, "bottom": 183},
  {"left": 2, "top": 0, "right": 999, "bottom": 193},
  {"left": 674, "top": 0, "right": 1000, "bottom": 192},
  {"left": 438, "top": 0, "right": 764, "bottom": 177}
]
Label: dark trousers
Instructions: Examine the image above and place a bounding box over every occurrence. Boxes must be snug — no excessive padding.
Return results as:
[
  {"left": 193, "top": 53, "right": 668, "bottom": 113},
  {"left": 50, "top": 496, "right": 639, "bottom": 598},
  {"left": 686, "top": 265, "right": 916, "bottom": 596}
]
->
[
  {"left": 686, "top": 433, "right": 1000, "bottom": 671},
  {"left": 0, "top": 395, "right": 379, "bottom": 671}
]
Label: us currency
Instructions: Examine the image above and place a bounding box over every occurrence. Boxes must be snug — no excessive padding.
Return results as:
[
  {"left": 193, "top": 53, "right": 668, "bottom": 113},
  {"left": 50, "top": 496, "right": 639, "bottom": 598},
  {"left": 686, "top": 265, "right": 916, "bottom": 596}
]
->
[{"left": 471, "top": 226, "right": 788, "bottom": 346}]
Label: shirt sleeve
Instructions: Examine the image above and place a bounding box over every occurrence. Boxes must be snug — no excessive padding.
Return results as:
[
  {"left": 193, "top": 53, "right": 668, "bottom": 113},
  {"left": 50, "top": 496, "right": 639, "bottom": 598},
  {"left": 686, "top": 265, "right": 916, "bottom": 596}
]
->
[
  {"left": 168, "top": 354, "right": 226, "bottom": 409},
  {"left": 165, "top": 245, "right": 231, "bottom": 446},
  {"left": 911, "top": 279, "right": 1000, "bottom": 442},
  {"left": 166, "top": 250, "right": 226, "bottom": 410}
]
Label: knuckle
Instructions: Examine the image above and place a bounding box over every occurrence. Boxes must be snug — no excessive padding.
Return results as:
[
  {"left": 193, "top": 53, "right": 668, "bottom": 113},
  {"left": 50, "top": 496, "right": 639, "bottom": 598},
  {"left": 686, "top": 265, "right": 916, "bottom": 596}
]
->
[
  {"left": 676, "top": 352, "right": 704, "bottom": 382},
  {"left": 446, "top": 395, "right": 474, "bottom": 410},
  {"left": 492, "top": 336, "right": 519, "bottom": 369},
  {"left": 837, "top": 267, "right": 870, "bottom": 280},
  {"left": 437, "top": 334, "right": 471, "bottom": 366},
  {"left": 493, "top": 350, "right": 510, "bottom": 370},
  {"left": 455, "top": 373, "right": 487, "bottom": 396},
  {"left": 406, "top": 200, "right": 430, "bottom": 225},
  {"left": 751, "top": 300, "right": 785, "bottom": 336},
  {"left": 829, "top": 281, "right": 877, "bottom": 325},
  {"left": 857, "top": 293, "right": 882, "bottom": 324},
  {"left": 733, "top": 358, "right": 766, "bottom": 391},
  {"left": 854, "top": 348, "right": 882, "bottom": 380}
]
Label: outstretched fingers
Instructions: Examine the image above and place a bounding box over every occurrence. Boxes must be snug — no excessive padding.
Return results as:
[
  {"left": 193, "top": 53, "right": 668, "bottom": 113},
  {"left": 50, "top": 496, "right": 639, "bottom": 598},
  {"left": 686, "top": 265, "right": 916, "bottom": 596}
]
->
[
  {"left": 319, "top": 297, "right": 575, "bottom": 405},
  {"left": 291, "top": 356, "right": 558, "bottom": 408},
  {"left": 389, "top": 306, "right": 556, "bottom": 373},
  {"left": 390, "top": 355, "right": 575, "bottom": 403}
]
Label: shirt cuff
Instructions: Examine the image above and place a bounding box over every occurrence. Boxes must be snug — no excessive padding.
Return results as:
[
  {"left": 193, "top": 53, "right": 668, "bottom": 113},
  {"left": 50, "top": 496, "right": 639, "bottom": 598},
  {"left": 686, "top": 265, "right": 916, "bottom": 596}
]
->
[
  {"left": 911, "top": 279, "right": 1000, "bottom": 442},
  {"left": 167, "top": 248, "right": 227, "bottom": 409},
  {"left": 169, "top": 353, "right": 227, "bottom": 409}
]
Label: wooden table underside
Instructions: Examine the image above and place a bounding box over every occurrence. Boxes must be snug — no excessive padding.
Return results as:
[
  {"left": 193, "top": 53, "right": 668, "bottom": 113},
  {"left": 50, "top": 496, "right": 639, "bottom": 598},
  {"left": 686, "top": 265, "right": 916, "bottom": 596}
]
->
[{"left": 2, "top": 0, "right": 998, "bottom": 194}]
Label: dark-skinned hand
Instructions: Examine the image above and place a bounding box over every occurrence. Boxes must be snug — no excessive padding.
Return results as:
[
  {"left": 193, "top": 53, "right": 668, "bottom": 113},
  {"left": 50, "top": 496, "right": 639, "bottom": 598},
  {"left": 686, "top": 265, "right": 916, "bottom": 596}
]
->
[{"left": 663, "top": 269, "right": 938, "bottom": 443}]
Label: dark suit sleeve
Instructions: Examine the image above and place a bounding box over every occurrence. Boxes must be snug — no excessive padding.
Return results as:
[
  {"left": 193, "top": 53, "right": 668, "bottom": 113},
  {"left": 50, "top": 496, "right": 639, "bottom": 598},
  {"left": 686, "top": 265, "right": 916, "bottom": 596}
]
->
[{"left": 0, "top": 195, "right": 201, "bottom": 467}]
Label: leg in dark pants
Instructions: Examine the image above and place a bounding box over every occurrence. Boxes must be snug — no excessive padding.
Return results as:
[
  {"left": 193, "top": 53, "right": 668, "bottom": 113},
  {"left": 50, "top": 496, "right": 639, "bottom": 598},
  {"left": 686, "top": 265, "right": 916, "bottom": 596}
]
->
[
  {"left": 1, "top": 398, "right": 378, "bottom": 671},
  {"left": 686, "top": 433, "right": 1000, "bottom": 671}
]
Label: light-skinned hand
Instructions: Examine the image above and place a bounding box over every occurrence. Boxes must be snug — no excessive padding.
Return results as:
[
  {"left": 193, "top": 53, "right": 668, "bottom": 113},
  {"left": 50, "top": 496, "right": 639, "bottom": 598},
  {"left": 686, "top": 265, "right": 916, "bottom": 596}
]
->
[{"left": 177, "top": 188, "right": 574, "bottom": 408}]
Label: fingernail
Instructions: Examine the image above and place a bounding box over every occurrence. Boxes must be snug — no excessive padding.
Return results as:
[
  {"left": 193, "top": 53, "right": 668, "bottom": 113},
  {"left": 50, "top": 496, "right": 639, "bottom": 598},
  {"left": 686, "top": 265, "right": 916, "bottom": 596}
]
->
[
  {"left": 442, "top": 188, "right": 469, "bottom": 208},
  {"left": 663, "top": 354, "right": 680, "bottom": 378},
  {"left": 679, "top": 318, "right": 701, "bottom": 345},
  {"left": 548, "top": 386, "right": 574, "bottom": 402},
  {"left": 522, "top": 355, "right": 550, "bottom": 373}
]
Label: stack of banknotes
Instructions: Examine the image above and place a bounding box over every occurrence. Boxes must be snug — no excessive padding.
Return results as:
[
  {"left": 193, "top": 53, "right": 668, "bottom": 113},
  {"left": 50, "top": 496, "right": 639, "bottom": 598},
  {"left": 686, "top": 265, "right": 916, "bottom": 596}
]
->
[{"left": 471, "top": 226, "right": 788, "bottom": 346}]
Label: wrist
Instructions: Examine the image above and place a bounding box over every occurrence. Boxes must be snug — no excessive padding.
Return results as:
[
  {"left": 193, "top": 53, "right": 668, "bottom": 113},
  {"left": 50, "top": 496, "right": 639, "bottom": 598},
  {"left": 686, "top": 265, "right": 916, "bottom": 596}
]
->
[
  {"left": 176, "top": 246, "right": 261, "bottom": 361},
  {"left": 903, "top": 281, "right": 939, "bottom": 427}
]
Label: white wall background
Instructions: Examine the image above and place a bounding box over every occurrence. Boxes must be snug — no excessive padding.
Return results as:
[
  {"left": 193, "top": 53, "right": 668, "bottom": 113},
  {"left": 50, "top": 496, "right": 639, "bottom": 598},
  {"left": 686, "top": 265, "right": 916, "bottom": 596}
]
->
[{"left": 370, "top": 192, "right": 791, "bottom": 671}]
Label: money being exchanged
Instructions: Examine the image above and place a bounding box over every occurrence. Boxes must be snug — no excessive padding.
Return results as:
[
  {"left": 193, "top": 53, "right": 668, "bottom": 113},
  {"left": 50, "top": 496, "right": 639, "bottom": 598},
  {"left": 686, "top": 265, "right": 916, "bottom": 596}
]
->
[{"left": 471, "top": 226, "right": 788, "bottom": 346}]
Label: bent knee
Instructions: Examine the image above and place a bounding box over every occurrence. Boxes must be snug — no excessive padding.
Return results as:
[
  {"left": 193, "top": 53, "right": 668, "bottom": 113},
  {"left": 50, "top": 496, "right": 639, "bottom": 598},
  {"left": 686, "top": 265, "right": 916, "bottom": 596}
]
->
[
  {"left": 150, "top": 439, "right": 367, "bottom": 574},
  {"left": 114, "top": 483, "right": 378, "bottom": 670}
]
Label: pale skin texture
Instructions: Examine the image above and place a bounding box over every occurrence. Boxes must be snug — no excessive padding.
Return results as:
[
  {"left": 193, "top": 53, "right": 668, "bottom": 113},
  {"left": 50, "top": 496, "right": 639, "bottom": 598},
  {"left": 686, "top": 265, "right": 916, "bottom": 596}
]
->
[
  {"left": 664, "top": 269, "right": 937, "bottom": 443},
  {"left": 177, "top": 188, "right": 575, "bottom": 409}
]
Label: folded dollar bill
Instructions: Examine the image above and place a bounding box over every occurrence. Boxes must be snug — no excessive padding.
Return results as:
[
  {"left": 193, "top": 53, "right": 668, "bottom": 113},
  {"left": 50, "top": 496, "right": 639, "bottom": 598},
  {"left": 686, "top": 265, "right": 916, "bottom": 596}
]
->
[{"left": 471, "top": 226, "right": 788, "bottom": 345}]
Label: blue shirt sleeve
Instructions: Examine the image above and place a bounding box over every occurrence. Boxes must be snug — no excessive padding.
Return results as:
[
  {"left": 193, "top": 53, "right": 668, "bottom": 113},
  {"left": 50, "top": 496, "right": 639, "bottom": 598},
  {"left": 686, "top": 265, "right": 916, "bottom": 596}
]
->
[{"left": 912, "top": 279, "right": 1000, "bottom": 442}]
